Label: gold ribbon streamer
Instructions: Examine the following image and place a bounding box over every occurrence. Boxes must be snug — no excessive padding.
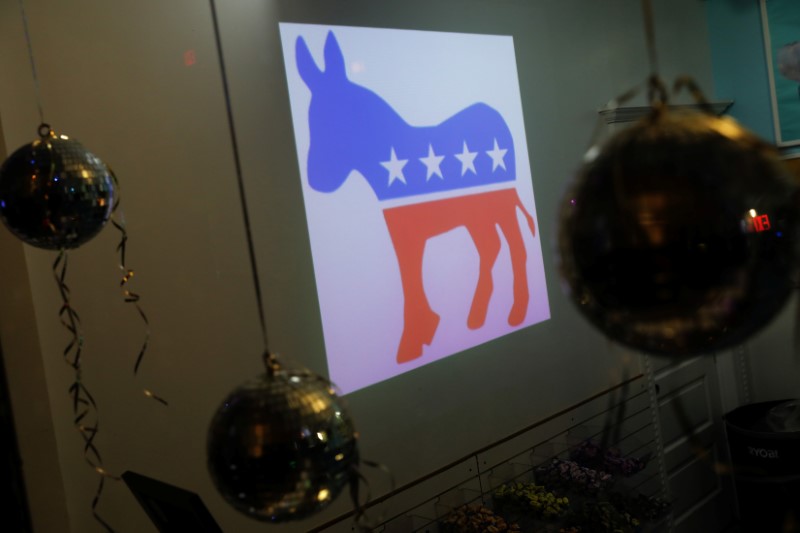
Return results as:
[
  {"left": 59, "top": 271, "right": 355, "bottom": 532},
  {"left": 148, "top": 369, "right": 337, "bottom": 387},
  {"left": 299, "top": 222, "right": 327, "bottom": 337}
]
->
[
  {"left": 54, "top": 251, "right": 119, "bottom": 532},
  {"left": 110, "top": 173, "right": 167, "bottom": 406},
  {"left": 349, "top": 459, "right": 396, "bottom": 532}
]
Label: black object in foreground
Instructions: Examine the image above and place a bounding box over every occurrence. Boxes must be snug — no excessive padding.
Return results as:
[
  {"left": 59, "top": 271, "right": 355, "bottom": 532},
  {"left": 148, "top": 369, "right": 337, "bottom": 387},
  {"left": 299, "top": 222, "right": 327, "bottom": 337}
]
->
[{"left": 122, "top": 471, "right": 223, "bottom": 533}]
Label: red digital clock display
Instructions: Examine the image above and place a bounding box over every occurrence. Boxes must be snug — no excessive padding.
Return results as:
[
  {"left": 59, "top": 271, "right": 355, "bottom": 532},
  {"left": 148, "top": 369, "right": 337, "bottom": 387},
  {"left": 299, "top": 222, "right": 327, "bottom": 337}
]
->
[{"left": 748, "top": 214, "right": 771, "bottom": 233}]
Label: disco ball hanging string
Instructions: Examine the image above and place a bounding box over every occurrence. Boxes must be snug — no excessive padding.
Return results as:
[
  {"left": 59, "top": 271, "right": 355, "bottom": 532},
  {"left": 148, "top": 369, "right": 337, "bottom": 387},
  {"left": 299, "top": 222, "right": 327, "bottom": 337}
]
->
[
  {"left": 557, "top": 0, "right": 800, "bottom": 357},
  {"left": 205, "top": 0, "right": 387, "bottom": 527},
  {"left": 0, "top": 1, "right": 167, "bottom": 530}
]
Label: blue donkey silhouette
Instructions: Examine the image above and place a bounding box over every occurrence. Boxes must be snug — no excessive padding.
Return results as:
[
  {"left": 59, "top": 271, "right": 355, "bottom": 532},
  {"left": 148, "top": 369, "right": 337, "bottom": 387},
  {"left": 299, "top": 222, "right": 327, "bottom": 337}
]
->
[{"left": 297, "top": 31, "right": 535, "bottom": 363}]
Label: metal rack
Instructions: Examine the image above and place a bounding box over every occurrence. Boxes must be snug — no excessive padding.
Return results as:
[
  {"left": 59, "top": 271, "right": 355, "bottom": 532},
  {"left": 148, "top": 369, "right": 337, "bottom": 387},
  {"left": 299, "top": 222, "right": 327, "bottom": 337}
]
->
[{"left": 315, "top": 373, "right": 675, "bottom": 532}]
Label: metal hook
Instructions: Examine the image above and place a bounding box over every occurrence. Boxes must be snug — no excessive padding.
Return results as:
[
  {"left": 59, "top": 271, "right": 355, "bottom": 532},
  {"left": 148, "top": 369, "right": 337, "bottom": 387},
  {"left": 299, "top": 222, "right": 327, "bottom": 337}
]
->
[
  {"left": 37, "top": 123, "right": 52, "bottom": 138},
  {"left": 263, "top": 351, "right": 282, "bottom": 376}
]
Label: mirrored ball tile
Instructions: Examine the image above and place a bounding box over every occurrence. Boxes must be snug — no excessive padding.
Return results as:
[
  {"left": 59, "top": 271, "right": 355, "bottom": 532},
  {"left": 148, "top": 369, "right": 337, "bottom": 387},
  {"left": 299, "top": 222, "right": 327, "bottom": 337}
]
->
[
  {"left": 558, "top": 110, "right": 800, "bottom": 356},
  {"left": 0, "top": 133, "right": 115, "bottom": 250},
  {"left": 207, "top": 370, "right": 358, "bottom": 522}
]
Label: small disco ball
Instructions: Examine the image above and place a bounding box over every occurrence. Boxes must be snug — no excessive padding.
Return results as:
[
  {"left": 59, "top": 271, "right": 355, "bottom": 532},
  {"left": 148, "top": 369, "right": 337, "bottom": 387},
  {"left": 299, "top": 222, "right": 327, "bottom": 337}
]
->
[
  {"left": 207, "top": 369, "right": 359, "bottom": 522},
  {"left": 558, "top": 108, "right": 800, "bottom": 356},
  {"left": 0, "top": 125, "right": 115, "bottom": 250}
]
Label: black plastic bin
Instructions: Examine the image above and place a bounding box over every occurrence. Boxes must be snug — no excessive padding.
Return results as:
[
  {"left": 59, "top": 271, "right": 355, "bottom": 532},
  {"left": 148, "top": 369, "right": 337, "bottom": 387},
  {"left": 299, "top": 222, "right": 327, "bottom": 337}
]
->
[{"left": 725, "top": 399, "right": 800, "bottom": 532}]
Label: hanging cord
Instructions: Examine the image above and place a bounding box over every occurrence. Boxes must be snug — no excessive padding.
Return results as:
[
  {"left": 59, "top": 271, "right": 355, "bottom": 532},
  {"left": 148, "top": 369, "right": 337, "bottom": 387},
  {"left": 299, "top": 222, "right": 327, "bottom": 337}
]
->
[
  {"left": 208, "top": 6, "right": 394, "bottom": 526},
  {"left": 641, "top": 0, "right": 659, "bottom": 80},
  {"left": 208, "top": 0, "right": 270, "bottom": 357},
  {"left": 587, "top": 0, "right": 668, "bottom": 159},
  {"left": 17, "top": 0, "right": 127, "bottom": 524},
  {"left": 640, "top": 0, "right": 670, "bottom": 109},
  {"left": 647, "top": 74, "right": 669, "bottom": 109},
  {"left": 17, "top": 0, "right": 44, "bottom": 124},
  {"left": 109, "top": 173, "right": 168, "bottom": 406},
  {"left": 54, "top": 251, "right": 119, "bottom": 533}
]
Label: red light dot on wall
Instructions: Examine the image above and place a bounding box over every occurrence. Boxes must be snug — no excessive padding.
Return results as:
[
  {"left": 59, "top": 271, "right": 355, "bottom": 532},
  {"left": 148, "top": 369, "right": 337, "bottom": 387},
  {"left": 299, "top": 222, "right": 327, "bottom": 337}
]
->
[{"left": 184, "top": 49, "right": 197, "bottom": 67}]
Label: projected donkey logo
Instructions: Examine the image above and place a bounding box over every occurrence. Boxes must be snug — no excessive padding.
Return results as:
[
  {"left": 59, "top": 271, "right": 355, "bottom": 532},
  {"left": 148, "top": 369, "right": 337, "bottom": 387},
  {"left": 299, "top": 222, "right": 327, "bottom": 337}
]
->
[{"left": 296, "top": 31, "right": 536, "bottom": 363}]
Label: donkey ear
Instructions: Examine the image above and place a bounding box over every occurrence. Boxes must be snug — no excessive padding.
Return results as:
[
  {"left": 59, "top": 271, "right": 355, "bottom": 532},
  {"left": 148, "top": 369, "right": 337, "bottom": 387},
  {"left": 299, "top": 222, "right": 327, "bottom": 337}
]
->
[
  {"left": 323, "top": 31, "right": 347, "bottom": 79},
  {"left": 296, "top": 36, "right": 323, "bottom": 89}
]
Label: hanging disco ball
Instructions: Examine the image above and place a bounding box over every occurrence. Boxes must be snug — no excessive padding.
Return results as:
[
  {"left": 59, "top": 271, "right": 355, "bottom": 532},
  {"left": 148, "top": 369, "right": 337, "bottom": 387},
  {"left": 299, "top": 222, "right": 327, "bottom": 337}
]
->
[
  {"left": 207, "top": 368, "right": 359, "bottom": 522},
  {"left": 558, "top": 108, "right": 800, "bottom": 356},
  {"left": 0, "top": 125, "right": 115, "bottom": 250}
]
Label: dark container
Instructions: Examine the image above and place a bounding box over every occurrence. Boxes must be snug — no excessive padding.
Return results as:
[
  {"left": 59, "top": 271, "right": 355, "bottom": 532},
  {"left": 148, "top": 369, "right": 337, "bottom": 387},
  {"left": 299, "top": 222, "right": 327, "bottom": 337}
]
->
[{"left": 725, "top": 399, "right": 800, "bottom": 532}]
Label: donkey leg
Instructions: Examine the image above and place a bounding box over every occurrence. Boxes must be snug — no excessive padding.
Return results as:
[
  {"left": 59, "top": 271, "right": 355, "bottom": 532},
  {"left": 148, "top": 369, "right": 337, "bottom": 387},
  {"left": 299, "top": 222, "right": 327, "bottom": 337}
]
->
[
  {"left": 384, "top": 214, "right": 440, "bottom": 364},
  {"left": 466, "top": 223, "right": 501, "bottom": 330},
  {"left": 498, "top": 209, "right": 529, "bottom": 326}
]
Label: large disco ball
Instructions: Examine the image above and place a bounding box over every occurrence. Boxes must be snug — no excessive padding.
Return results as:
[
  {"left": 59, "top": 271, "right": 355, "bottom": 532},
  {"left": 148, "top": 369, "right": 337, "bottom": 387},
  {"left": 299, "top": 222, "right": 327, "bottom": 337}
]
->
[
  {"left": 0, "top": 125, "right": 115, "bottom": 250},
  {"left": 558, "top": 108, "right": 800, "bottom": 356},
  {"left": 207, "top": 369, "right": 359, "bottom": 522}
]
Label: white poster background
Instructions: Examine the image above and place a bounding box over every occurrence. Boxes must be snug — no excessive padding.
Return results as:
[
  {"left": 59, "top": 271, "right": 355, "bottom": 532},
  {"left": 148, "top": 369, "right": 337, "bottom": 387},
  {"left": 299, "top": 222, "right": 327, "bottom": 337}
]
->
[{"left": 279, "top": 23, "right": 550, "bottom": 394}]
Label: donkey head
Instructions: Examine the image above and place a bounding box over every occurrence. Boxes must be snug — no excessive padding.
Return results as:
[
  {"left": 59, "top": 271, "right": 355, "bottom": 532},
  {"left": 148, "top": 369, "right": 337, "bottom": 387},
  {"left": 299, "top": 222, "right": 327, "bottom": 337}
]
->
[{"left": 296, "top": 31, "right": 402, "bottom": 193}]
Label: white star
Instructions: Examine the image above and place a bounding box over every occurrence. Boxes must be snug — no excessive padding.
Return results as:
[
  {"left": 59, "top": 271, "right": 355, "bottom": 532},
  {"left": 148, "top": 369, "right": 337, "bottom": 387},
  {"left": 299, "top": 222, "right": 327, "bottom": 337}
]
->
[
  {"left": 486, "top": 138, "right": 508, "bottom": 171},
  {"left": 381, "top": 147, "right": 408, "bottom": 186},
  {"left": 454, "top": 141, "right": 478, "bottom": 176},
  {"left": 419, "top": 144, "right": 445, "bottom": 181}
]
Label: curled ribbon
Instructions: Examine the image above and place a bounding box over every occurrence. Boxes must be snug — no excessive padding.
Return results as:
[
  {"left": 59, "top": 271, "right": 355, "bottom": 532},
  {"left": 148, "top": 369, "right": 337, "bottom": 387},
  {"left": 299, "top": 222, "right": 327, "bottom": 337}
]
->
[
  {"left": 349, "top": 458, "right": 396, "bottom": 532},
  {"left": 110, "top": 173, "right": 167, "bottom": 406},
  {"left": 54, "top": 251, "right": 119, "bottom": 532}
]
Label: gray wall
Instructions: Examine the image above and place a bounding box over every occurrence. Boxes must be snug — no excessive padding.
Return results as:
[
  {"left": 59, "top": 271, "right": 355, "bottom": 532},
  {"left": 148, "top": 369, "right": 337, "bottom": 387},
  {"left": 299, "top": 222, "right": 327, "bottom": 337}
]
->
[{"left": 0, "top": 1, "right": 715, "bottom": 531}]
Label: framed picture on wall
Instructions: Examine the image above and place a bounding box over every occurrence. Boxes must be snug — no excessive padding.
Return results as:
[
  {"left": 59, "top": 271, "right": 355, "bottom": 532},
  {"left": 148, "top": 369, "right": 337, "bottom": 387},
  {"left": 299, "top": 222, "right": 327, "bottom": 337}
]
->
[{"left": 762, "top": 0, "right": 800, "bottom": 146}]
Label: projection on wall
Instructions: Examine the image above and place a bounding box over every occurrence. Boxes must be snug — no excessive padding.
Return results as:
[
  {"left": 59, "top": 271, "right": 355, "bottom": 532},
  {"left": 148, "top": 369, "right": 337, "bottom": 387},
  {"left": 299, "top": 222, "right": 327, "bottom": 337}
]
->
[{"left": 279, "top": 23, "right": 550, "bottom": 394}]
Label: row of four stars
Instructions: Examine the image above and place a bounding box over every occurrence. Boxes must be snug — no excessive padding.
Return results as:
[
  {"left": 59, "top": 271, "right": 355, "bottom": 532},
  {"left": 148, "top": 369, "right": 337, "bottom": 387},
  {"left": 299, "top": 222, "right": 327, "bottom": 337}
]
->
[{"left": 381, "top": 139, "right": 509, "bottom": 186}]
